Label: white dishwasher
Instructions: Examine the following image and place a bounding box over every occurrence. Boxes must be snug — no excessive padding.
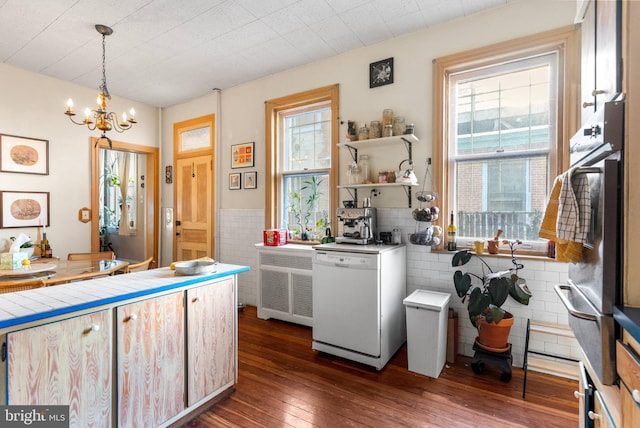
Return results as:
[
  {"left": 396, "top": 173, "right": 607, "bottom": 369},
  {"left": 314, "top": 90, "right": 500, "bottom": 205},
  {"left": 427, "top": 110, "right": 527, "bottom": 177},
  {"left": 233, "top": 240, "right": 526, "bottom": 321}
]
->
[{"left": 312, "top": 243, "right": 406, "bottom": 370}]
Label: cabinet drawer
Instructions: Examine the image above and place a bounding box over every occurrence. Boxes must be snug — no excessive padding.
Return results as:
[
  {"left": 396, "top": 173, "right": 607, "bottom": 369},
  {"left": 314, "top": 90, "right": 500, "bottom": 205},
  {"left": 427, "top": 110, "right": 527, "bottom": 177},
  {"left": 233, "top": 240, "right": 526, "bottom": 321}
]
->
[
  {"left": 617, "top": 340, "right": 640, "bottom": 427},
  {"left": 617, "top": 340, "right": 640, "bottom": 395}
]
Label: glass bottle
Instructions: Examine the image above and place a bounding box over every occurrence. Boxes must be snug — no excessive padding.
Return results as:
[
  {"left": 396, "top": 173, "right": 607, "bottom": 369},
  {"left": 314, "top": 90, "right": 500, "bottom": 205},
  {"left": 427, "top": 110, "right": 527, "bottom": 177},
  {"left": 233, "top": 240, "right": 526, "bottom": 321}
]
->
[
  {"left": 447, "top": 211, "right": 457, "bottom": 251},
  {"left": 40, "top": 232, "right": 49, "bottom": 258},
  {"left": 359, "top": 155, "right": 370, "bottom": 184},
  {"left": 382, "top": 109, "right": 394, "bottom": 127}
]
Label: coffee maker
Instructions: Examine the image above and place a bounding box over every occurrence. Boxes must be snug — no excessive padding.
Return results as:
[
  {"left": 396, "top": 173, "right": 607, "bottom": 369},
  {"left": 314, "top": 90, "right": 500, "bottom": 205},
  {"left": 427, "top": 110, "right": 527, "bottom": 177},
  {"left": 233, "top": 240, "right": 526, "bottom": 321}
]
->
[{"left": 335, "top": 207, "right": 377, "bottom": 244}]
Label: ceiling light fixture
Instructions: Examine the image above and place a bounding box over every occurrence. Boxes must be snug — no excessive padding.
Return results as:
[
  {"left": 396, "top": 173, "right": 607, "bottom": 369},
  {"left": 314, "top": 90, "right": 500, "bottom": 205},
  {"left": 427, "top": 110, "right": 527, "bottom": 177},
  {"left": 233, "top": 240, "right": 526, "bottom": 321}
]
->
[{"left": 64, "top": 24, "right": 136, "bottom": 148}]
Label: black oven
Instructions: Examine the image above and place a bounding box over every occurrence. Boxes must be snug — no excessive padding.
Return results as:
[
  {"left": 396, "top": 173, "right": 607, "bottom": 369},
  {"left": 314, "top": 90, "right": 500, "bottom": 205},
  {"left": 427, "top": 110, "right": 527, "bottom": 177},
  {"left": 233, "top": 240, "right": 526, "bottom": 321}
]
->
[{"left": 555, "top": 98, "right": 624, "bottom": 385}]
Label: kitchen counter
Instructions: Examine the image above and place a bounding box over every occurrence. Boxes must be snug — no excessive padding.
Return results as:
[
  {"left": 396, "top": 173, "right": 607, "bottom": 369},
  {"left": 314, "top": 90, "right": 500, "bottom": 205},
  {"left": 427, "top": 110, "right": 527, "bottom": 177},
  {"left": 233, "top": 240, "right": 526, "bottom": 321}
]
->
[
  {"left": 614, "top": 305, "right": 640, "bottom": 343},
  {"left": 313, "top": 242, "right": 405, "bottom": 254},
  {"left": 0, "top": 263, "right": 249, "bottom": 428},
  {"left": 254, "top": 243, "right": 315, "bottom": 251},
  {"left": 0, "top": 263, "right": 249, "bottom": 330}
]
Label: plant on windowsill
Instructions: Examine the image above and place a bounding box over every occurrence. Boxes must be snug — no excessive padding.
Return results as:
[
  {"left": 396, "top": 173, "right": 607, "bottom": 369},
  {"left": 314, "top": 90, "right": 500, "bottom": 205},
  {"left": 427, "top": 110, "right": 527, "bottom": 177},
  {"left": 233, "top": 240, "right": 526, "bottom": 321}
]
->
[
  {"left": 287, "top": 176, "right": 324, "bottom": 241},
  {"left": 451, "top": 240, "right": 532, "bottom": 351}
]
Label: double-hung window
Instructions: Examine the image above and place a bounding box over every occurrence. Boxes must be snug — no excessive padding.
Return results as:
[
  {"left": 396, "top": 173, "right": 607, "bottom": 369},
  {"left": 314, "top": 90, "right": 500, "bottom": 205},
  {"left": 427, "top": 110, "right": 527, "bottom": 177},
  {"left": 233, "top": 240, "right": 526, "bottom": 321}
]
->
[
  {"left": 265, "top": 85, "right": 339, "bottom": 237},
  {"left": 434, "top": 28, "right": 579, "bottom": 253}
]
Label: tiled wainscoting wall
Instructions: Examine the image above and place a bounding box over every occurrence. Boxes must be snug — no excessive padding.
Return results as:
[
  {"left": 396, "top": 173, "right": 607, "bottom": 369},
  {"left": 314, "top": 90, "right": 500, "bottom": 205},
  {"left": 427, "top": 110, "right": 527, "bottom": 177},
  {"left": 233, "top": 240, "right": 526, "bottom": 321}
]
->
[
  {"left": 219, "top": 207, "right": 581, "bottom": 369},
  {"left": 218, "top": 209, "right": 264, "bottom": 307}
]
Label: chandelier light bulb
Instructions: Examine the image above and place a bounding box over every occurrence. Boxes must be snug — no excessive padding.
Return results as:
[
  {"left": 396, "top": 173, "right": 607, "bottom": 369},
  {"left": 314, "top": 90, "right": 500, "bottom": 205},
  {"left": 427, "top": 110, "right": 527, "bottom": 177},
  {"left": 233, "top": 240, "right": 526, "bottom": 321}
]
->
[
  {"left": 84, "top": 107, "right": 91, "bottom": 118},
  {"left": 129, "top": 108, "right": 135, "bottom": 118},
  {"left": 66, "top": 98, "right": 74, "bottom": 110}
]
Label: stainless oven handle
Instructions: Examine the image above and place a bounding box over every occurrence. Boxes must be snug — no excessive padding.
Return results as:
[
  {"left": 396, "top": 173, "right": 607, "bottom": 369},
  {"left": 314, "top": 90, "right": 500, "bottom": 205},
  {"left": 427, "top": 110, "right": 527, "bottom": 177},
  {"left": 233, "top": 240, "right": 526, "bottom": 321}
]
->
[{"left": 554, "top": 284, "right": 598, "bottom": 321}]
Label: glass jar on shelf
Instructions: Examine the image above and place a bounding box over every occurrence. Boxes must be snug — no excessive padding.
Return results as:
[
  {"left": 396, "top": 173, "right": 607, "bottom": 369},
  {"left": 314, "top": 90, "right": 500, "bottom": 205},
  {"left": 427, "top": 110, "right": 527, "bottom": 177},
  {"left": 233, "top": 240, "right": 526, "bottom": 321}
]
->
[
  {"left": 358, "top": 124, "right": 369, "bottom": 141},
  {"left": 393, "top": 116, "right": 405, "bottom": 137},
  {"left": 382, "top": 109, "right": 394, "bottom": 127},
  {"left": 369, "top": 121, "right": 381, "bottom": 139},
  {"left": 383, "top": 124, "right": 393, "bottom": 137},
  {"left": 359, "top": 155, "right": 370, "bottom": 184},
  {"left": 348, "top": 162, "right": 361, "bottom": 185}
]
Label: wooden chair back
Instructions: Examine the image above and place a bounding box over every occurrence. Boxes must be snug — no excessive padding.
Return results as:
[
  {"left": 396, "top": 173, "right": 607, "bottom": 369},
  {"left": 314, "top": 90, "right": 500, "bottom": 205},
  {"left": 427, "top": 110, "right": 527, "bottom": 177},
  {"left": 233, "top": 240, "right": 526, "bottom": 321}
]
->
[
  {"left": 124, "top": 257, "right": 154, "bottom": 273},
  {"left": 67, "top": 251, "right": 115, "bottom": 261},
  {"left": 0, "top": 279, "right": 46, "bottom": 293}
]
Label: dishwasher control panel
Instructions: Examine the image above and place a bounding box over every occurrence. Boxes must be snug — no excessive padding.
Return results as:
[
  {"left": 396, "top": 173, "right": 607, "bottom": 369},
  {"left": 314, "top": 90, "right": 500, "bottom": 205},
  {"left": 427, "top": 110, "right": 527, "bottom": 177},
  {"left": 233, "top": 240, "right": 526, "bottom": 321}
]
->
[{"left": 314, "top": 251, "right": 377, "bottom": 269}]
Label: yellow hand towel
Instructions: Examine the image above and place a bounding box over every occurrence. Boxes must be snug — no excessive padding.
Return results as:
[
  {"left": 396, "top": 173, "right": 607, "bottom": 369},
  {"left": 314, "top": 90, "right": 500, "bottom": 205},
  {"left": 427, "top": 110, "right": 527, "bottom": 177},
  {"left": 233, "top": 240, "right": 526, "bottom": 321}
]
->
[
  {"left": 539, "top": 173, "right": 585, "bottom": 263},
  {"left": 539, "top": 176, "right": 562, "bottom": 241}
]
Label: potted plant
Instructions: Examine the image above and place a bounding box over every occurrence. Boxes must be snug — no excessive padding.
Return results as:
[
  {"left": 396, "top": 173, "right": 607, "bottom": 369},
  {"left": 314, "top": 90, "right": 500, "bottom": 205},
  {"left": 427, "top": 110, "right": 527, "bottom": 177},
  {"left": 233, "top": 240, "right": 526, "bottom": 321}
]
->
[
  {"left": 451, "top": 240, "right": 532, "bottom": 350},
  {"left": 10, "top": 236, "right": 35, "bottom": 259}
]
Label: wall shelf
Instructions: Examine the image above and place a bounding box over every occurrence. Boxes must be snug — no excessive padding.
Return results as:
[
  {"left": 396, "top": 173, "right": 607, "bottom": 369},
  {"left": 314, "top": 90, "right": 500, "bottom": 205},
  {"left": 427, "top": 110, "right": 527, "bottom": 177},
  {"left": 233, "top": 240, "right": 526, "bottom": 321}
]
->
[{"left": 338, "top": 134, "right": 419, "bottom": 207}]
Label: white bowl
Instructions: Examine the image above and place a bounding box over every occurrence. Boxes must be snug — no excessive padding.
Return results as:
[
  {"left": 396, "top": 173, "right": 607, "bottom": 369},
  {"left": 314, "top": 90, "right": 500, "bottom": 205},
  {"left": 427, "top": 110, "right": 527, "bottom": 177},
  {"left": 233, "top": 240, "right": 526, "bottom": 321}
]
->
[{"left": 174, "top": 260, "right": 217, "bottom": 276}]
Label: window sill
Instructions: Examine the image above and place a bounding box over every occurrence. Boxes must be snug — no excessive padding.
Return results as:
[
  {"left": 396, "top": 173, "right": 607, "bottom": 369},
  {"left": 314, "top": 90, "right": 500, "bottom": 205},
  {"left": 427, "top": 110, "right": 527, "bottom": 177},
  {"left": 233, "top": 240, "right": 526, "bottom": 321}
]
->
[{"left": 431, "top": 248, "right": 563, "bottom": 263}]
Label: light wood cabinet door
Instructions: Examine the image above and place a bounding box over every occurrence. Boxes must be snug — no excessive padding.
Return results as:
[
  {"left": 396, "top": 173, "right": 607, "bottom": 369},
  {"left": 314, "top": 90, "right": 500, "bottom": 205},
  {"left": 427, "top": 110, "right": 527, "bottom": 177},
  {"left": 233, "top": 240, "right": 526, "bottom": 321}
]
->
[
  {"left": 187, "top": 278, "right": 235, "bottom": 405},
  {"left": 7, "top": 310, "right": 112, "bottom": 428},
  {"left": 117, "top": 292, "right": 185, "bottom": 428}
]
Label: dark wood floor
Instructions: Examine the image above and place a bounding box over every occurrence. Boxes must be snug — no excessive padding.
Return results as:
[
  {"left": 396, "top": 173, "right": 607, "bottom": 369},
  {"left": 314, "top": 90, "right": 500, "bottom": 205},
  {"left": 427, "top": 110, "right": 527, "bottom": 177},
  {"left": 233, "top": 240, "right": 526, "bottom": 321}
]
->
[{"left": 183, "top": 306, "right": 578, "bottom": 427}]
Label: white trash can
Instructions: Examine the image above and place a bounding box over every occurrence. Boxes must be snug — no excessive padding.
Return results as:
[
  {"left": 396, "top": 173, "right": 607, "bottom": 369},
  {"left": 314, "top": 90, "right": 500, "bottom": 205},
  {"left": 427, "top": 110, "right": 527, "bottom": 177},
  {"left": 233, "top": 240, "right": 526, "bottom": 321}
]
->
[{"left": 403, "top": 289, "right": 451, "bottom": 378}]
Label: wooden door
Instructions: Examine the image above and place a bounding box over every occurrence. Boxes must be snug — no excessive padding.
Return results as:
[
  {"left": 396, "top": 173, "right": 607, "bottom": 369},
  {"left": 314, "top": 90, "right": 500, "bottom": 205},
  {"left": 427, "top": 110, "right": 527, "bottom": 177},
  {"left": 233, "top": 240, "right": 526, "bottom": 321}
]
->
[
  {"left": 176, "top": 155, "right": 212, "bottom": 260},
  {"left": 173, "top": 114, "right": 215, "bottom": 262},
  {"left": 7, "top": 310, "right": 112, "bottom": 428},
  {"left": 186, "top": 277, "right": 235, "bottom": 405},
  {"left": 117, "top": 292, "right": 185, "bottom": 428}
]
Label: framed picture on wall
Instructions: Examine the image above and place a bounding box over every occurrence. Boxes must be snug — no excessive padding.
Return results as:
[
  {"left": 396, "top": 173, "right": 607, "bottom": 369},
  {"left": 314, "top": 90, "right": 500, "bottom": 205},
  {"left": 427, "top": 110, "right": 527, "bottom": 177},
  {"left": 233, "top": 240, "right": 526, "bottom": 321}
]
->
[
  {"left": 229, "top": 173, "right": 241, "bottom": 190},
  {"left": 231, "top": 142, "right": 254, "bottom": 168},
  {"left": 0, "top": 191, "right": 50, "bottom": 228},
  {"left": 244, "top": 171, "right": 257, "bottom": 189},
  {"left": 0, "top": 133, "right": 49, "bottom": 175},
  {"left": 369, "top": 57, "right": 394, "bottom": 88}
]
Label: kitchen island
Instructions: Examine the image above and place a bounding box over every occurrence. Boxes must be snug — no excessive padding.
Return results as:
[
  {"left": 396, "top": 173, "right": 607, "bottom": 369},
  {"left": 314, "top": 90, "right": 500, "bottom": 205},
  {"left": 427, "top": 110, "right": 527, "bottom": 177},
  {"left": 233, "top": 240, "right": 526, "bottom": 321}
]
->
[{"left": 0, "top": 263, "right": 249, "bottom": 428}]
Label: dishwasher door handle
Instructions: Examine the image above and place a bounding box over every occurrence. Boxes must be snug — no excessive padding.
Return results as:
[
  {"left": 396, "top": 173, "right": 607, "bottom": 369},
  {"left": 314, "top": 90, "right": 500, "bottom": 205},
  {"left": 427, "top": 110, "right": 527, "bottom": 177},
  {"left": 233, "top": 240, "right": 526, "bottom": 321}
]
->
[{"left": 334, "top": 263, "right": 350, "bottom": 268}]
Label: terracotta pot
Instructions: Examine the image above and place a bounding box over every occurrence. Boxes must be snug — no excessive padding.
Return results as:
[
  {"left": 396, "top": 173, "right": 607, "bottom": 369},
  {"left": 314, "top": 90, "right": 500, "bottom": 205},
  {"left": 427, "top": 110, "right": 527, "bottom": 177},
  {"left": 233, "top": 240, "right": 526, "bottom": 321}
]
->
[{"left": 476, "top": 311, "right": 514, "bottom": 350}]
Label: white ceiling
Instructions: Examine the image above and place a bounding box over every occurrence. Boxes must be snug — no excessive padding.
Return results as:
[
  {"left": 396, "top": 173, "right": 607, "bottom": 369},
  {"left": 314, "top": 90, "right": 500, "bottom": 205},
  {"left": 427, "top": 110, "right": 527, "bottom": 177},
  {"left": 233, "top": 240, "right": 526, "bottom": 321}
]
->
[{"left": 0, "top": 0, "right": 511, "bottom": 108}]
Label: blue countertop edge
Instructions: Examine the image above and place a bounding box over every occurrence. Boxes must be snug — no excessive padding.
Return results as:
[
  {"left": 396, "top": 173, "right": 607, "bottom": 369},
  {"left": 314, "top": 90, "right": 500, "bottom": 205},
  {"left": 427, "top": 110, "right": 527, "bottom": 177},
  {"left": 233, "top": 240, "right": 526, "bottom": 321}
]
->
[
  {"left": 0, "top": 265, "right": 250, "bottom": 330},
  {"left": 614, "top": 305, "right": 640, "bottom": 342}
]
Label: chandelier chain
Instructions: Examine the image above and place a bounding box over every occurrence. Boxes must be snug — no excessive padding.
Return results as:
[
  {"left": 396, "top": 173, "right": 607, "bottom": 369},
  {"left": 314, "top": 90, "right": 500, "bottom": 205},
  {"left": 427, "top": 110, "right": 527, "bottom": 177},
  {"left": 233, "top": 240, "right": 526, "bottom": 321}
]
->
[{"left": 100, "top": 33, "right": 110, "bottom": 99}]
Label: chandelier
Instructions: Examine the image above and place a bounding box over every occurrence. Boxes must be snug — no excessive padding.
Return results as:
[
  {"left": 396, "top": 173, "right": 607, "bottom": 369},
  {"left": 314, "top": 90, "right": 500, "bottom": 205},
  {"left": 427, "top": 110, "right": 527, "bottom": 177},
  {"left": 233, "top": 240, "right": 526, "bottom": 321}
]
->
[{"left": 64, "top": 24, "right": 137, "bottom": 147}]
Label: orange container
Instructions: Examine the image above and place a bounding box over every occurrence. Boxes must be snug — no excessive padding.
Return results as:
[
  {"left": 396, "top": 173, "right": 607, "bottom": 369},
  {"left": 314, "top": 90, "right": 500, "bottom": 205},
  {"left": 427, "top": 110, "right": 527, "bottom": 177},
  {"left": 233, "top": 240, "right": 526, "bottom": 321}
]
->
[{"left": 263, "top": 229, "right": 288, "bottom": 246}]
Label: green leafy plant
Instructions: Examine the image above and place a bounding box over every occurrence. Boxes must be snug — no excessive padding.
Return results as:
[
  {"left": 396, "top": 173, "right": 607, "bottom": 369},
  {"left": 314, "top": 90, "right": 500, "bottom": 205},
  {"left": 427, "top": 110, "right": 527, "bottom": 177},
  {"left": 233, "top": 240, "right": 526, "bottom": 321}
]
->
[{"left": 451, "top": 240, "right": 532, "bottom": 326}]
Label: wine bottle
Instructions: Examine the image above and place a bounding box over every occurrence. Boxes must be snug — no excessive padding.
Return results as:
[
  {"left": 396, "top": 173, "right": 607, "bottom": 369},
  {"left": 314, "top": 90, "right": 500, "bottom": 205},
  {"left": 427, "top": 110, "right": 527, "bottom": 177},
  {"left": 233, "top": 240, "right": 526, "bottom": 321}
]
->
[
  {"left": 41, "top": 232, "right": 53, "bottom": 258},
  {"left": 447, "top": 211, "right": 457, "bottom": 251}
]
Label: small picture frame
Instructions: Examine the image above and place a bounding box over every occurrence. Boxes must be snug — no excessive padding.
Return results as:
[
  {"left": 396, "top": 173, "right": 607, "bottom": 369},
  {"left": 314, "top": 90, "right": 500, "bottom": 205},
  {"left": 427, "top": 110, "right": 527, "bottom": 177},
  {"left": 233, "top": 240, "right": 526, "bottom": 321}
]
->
[
  {"left": 244, "top": 171, "right": 257, "bottom": 189},
  {"left": 0, "top": 191, "right": 50, "bottom": 228},
  {"left": 231, "top": 142, "right": 255, "bottom": 168},
  {"left": 369, "top": 57, "right": 394, "bottom": 88},
  {"left": 0, "top": 133, "right": 49, "bottom": 175},
  {"left": 229, "top": 173, "right": 241, "bottom": 190},
  {"left": 165, "top": 165, "right": 173, "bottom": 184}
]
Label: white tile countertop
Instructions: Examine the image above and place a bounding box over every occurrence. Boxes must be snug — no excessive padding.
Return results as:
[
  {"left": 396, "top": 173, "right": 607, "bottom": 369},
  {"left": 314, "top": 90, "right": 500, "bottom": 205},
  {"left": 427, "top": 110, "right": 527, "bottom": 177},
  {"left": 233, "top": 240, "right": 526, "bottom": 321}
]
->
[{"left": 0, "top": 263, "right": 249, "bottom": 330}]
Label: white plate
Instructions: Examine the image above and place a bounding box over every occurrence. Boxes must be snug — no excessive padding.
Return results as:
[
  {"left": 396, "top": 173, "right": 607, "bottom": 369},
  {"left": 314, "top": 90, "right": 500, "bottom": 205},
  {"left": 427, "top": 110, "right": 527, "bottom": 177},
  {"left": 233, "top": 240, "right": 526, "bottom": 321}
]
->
[{"left": 0, "top": 263, "right": 57, "bottom": 277}]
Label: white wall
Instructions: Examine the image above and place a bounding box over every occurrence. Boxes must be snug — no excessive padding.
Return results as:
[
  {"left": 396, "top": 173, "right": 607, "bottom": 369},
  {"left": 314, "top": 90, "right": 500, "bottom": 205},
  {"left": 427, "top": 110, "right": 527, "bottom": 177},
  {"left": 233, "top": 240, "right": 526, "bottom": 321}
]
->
[{"left": 0, "top": 63, "right": 159, "bottom": 258}]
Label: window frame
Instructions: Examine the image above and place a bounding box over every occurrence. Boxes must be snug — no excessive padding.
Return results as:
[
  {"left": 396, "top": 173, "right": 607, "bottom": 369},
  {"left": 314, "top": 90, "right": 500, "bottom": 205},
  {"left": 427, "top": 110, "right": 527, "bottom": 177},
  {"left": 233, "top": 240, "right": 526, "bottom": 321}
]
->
[
  {"left": 432, "top": 26, "right": 579, "bottom": 255},
  {"left": 265, "top": 85, "right": 339, "bottom": 231}
]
